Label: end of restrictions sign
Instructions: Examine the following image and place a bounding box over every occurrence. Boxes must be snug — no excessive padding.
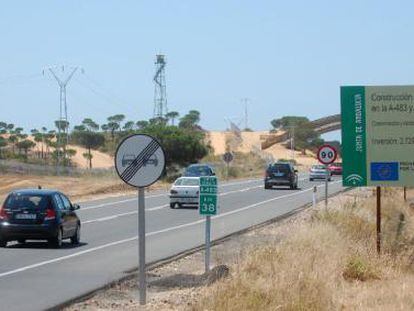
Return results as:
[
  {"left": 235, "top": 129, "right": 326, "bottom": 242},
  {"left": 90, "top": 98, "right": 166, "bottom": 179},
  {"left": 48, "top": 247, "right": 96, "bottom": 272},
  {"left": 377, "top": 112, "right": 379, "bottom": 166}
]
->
[{"left": 341, "top": 85, "right": 414, "bottom": 187}]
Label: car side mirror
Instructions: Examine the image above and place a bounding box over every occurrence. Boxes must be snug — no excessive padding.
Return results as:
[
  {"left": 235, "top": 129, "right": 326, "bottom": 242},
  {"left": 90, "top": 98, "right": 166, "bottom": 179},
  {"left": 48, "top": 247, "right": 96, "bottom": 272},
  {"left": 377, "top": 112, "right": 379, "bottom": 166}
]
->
[
  {"left": 294, "top": 169, "right": 298, "bottom": 173},
  {"left": 71, "top": 204, "right": 80, "bottom": 211},
  {"left": 212, "top": 172, "right": 216, "bottom": 176}
]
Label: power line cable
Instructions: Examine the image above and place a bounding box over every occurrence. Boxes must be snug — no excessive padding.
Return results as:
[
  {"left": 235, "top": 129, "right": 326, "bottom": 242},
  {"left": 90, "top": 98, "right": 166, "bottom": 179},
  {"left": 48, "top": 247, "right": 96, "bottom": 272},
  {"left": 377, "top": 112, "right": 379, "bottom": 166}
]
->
[
  {"left": 82, "top": 73, "right": 136, "bottom": 113},
  {"left": 82, "top": 72, "right": 131, "bottom": 106},
  {"left": 69, "top": 87, "right": 123, "bottom": 120},
  {"left": 73, "top": 76, "right": 138, "bottom": 117}
]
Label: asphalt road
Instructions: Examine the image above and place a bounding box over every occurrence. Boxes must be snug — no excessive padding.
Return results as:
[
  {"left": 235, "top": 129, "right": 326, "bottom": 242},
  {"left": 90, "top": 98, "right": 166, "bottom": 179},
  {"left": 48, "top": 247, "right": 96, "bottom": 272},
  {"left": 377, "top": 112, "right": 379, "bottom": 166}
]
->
[{"left": 0, "top": 175, "right": 344, "bottom": 311}]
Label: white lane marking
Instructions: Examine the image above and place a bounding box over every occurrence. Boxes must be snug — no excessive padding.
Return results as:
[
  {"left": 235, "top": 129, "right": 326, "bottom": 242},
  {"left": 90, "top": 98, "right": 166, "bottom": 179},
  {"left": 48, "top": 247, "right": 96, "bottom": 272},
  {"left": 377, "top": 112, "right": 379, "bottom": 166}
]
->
[
  {"left": 82, "top": 177, "right": 312, "bottom": 225},
  {"left": 0, "top": 180, "right": 341, "bottom": 279},
  {"left": 83, "top": 205, "right": 169, "bottom": 224},
  {"left": 80, "top": 177, "right": 307, "bottom": 211},
  {"left": 82, "top": 184, "right": 262, "bottom": 224},
  {"left": 219, "top": 178, "right": 260, "bottom": 187},
  {"left": 79, "top": 179, "right": 262, "bottom": 211},
  {"left": 80, "top": 192, "right": 166, "bottom": 211},
  {"left": 149, "top": 180, "right": 342, "bottom": 233},
  {"left": 0, "top": 236, "right": 138, "bottom": 278}
]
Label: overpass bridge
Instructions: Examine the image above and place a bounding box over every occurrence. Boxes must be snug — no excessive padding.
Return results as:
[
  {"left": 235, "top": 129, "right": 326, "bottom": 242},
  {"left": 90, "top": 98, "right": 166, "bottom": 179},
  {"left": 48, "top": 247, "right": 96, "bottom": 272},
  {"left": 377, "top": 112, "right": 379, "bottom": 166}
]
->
[{"left": 261, "top": 114, "right": 341, "bottom": 150}]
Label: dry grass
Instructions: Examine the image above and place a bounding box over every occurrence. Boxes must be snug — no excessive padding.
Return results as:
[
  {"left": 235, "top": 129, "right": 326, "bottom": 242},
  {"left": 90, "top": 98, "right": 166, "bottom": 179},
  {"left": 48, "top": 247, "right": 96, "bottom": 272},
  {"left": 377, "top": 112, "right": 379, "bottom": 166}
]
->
[
  {"left": 191, "top": 189, "right": 414, "bottom": 311},
  {"left": 0, "top": 173, "right": 170, "bottom": 203}
]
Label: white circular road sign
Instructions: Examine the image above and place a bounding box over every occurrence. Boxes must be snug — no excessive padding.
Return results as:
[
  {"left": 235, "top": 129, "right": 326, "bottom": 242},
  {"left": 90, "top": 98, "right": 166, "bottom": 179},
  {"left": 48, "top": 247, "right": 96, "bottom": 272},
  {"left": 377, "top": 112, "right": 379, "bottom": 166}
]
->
[
  {"left": 115, "top": 134, "right": 166, "bottom": 188},
  {"left": 317, "top": 144, "right": 337, "bottom": 165}
]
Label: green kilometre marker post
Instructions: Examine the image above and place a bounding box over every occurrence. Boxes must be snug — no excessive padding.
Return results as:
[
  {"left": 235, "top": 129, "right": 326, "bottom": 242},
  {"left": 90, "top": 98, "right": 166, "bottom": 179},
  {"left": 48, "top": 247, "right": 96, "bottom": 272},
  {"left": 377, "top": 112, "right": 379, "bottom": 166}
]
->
[
  {"left": 341, "top": 85, "right": 414, "bottom": 253},
  {"left": 199, "top": 176, "right": 218, "bottom": 273}
]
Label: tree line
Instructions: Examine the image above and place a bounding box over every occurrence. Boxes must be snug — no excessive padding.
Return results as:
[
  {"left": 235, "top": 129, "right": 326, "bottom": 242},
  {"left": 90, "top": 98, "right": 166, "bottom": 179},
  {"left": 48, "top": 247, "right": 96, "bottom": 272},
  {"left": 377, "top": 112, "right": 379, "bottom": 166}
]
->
[{"left": 0, "top": 110, "right": 209, "bottom": 171}]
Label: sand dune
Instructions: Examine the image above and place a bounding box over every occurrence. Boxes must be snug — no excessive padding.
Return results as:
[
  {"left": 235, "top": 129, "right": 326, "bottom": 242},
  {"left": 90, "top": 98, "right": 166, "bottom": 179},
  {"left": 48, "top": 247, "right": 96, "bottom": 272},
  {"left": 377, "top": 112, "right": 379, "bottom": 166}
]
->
[
  {"left": 207, "top": 131, "right": 317, "bottom": 167},
  {"left": 67, "top": 145, "right": 114, "bottom": 169}
]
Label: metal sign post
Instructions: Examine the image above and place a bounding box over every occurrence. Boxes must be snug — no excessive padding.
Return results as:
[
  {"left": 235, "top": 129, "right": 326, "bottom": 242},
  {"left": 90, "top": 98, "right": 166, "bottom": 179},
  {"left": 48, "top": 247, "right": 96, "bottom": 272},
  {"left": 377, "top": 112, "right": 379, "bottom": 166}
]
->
[
  {"left": 199, "top": 176, "right": 218, "bottom": 273},
  {"left": 115, "top": 134, "right": 166, "bottom": 305},
  {"left": 223, "top": 152, "right": 234, "bottom": 181},
  {"left": 205, "top": 215, "right": 211, "bottom": 273},
  {"left": 138, "top": 187, "right": 146, "bottom": 304},
  {"left": 376, "top": 186, "right": 381, "bottom": 254},
  {"left": 325, "top": 164, "right": 329, "bottom": 207},
  {"left": 317, "top": 145, "right": 337, "bottom": 208}
]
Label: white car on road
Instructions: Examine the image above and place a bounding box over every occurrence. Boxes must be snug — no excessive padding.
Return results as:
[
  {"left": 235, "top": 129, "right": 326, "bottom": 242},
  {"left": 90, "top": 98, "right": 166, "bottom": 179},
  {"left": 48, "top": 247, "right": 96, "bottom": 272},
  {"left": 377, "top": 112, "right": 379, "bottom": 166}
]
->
[
  {"left": 169, "top": 177, "right": 199, "bottom": 209},
  {"left": 309, "top": 164, "right": 331, "bottom": 181}
]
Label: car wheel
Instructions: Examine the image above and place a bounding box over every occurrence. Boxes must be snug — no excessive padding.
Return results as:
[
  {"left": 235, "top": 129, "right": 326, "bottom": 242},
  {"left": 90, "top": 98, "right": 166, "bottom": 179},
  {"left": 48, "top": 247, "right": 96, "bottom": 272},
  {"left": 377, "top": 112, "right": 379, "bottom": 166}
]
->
[
  {"left": 49, "top": 228, "right": 63, "bottom": 248},
  {"left": 17, "top": 239, "right": 26, "bottom": 244},
  {"left": 264, "top": 184, "right": 271, "bottom": 189},
  {"left": 170, "top": 203, "right": 176, "bottom": 209},
  {"left": 71, "top": 225, "right": 81, "bottom": 245},
  {"left": 0, "top": 239, "right": 7, "bottom": 248}
]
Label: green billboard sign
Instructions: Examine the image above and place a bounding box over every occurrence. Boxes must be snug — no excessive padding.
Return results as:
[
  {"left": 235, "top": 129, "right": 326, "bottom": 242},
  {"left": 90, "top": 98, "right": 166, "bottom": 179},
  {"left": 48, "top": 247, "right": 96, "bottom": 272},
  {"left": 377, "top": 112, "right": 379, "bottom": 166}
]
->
[
  {"left": 199, "top": 176, "right": 218, "bottom": 215},
  {"left": 341, "top": 85, "right": 414, "bottom": 187}
]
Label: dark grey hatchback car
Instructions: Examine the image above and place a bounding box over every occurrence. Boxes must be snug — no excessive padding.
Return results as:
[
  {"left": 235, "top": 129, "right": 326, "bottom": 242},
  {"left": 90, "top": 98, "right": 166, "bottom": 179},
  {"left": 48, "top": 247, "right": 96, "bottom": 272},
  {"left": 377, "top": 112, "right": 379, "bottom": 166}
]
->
[{"left": 0, "top": 189, "right": 81, "bottom": 248}]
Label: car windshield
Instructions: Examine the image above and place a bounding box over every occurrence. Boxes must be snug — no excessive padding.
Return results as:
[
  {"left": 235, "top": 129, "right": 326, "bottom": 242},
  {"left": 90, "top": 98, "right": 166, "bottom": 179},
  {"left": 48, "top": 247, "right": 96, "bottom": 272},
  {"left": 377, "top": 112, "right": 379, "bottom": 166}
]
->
[
  {"left": 312, "top": 165, "right": 326, "bottom": 170},
  {"left": 269, "top": 164, "right": 290, "bottom": 173},
  {"left": 5, "top": 194, "right": 52, "bottom": 210},
  {"left": 175, "top": 178, "right": 199, "bottom": 186},
  {"left": 185, "top": 166, "right": 211, "bottom": 176}
]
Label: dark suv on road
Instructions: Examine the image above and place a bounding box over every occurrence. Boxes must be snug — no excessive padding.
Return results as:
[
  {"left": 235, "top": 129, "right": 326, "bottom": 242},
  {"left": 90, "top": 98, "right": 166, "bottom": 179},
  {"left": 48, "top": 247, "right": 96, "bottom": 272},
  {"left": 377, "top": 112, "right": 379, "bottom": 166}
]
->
[
  {"left": 0, "top": 189, "right": 81, "bottom": 248},
  {"left": 264, "top": 162, "right": 298, "bottom": 190},
  {"left": 183, "top": 164, "right": 215, "bottom": 177}
]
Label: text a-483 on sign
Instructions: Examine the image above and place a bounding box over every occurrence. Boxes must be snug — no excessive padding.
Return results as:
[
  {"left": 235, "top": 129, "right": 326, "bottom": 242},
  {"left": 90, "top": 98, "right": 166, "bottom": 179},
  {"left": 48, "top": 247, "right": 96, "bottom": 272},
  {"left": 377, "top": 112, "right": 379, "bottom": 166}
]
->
[{"left": 199, "top": 176, "right": 218, "bottom": 215}]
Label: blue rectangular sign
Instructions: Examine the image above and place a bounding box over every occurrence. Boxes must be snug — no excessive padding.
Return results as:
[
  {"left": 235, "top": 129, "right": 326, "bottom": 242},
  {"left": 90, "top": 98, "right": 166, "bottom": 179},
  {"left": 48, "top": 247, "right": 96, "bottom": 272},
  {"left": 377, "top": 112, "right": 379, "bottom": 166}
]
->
[{"left": 370, "top": 162, "right": 399, "bottom": 181}]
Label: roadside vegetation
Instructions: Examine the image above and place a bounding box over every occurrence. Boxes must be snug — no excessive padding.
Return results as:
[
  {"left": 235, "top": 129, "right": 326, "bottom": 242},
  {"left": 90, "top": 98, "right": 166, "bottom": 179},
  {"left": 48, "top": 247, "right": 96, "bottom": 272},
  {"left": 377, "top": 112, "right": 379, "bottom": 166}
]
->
[
  {"left": 0, "top": 110, "right": 209, "bottom": 175},
  {"left": 192, "top": 188, "right": 414, "bottom": 310}
]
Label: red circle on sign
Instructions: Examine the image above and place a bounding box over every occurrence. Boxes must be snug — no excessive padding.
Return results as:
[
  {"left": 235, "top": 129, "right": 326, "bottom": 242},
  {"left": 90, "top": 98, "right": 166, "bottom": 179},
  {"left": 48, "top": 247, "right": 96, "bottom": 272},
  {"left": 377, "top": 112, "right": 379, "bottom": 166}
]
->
[{"left": 317, "top": 144, "right": 337, "bottom": 165}]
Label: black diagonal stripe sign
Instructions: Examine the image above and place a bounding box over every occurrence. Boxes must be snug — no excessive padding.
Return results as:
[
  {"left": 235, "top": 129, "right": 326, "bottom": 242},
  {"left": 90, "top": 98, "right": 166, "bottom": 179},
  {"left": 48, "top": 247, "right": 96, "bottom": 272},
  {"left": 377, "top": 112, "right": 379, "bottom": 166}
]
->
[
  {"left": 120, "top": 139, "right": 159, "bottom": 182},
  {"left": 115, "top": 134, "right": 166, "bottom": 188}
]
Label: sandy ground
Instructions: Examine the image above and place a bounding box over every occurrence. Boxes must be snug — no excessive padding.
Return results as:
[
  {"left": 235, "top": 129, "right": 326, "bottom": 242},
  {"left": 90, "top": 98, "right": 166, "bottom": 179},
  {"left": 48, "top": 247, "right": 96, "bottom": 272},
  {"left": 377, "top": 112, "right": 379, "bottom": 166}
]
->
[
  {"left": 68, "top": 145, "right": 114, "bottom": 169},
  {"left": 66, "top": 188, "right": 365, "bottom": 311},
  {"left": 207, "top": 131, "right": 318, "bottom": 168},
  {"left": 207, "top": 131, "right": 267, "bottom": 155},
  {"left": 30, "top": 139, "right": 113, "bottom": 169},
  {"left": 1, "top": 134, "right": 114, "bottom": 169}
]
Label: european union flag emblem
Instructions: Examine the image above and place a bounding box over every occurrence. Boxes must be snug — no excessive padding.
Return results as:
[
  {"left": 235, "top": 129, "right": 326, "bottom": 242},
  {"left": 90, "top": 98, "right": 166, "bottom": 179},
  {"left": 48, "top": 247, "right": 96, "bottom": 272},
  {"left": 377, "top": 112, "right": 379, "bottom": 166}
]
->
[{"left": 371, "top": 162, "right": 399, "bottom": 181}]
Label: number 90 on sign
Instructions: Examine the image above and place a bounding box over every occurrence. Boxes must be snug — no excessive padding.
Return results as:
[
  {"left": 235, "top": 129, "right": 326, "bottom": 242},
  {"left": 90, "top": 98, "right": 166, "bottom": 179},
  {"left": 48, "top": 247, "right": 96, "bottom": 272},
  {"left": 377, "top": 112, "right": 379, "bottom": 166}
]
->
[{"left": 317, "top": 145, "right": 337, "bottom": 165}]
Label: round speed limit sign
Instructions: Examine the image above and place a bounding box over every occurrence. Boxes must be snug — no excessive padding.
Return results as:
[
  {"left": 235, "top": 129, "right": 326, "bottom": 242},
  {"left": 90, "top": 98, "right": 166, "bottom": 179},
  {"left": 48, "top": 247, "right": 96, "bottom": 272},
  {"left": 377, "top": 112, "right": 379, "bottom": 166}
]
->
[{"left": 317, "top": 145, "right": 337, "bottom": 165}]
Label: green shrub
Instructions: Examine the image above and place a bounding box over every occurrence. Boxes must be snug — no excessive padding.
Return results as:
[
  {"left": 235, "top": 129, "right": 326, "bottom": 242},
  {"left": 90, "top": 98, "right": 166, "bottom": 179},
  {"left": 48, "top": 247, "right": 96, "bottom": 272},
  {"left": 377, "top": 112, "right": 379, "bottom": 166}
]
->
[{"left": 343, "top": 255, "right": 380, "bottom": 281}]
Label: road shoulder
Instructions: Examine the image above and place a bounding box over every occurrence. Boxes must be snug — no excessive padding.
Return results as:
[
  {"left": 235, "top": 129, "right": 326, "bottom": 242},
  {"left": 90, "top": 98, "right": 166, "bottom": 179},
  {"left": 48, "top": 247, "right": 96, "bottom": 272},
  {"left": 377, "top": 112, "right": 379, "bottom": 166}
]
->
[{"left": 65, "top": 186, "right": 359, "bottom": 310}]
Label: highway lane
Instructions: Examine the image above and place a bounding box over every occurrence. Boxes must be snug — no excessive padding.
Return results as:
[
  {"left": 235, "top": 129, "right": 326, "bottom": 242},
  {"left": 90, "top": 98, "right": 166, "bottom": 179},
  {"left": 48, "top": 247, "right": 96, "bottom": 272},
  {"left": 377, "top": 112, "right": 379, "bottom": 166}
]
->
[{"left": 0, "top": 176, "right": 344, "bottom": 311}]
